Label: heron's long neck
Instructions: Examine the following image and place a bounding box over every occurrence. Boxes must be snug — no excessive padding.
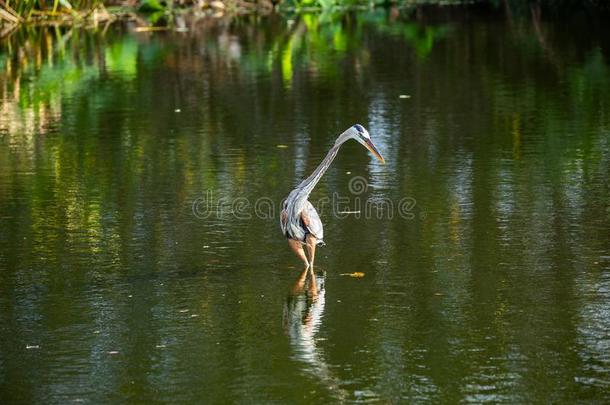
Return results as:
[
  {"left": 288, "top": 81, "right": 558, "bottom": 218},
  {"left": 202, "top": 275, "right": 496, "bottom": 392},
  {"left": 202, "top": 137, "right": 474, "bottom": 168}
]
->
[{"left": 297, "top": 140, "right": 344, "bottom": 197}]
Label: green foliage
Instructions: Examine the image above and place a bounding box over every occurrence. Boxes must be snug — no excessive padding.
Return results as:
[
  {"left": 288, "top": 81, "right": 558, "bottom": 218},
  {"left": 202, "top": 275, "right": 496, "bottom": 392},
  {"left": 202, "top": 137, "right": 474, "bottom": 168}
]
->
[
  {"left": 289, "top": 0, "right": 363, "bottom": 11},
  {"left": 138, "top": 0, "right": 168, "bottom": 12}
]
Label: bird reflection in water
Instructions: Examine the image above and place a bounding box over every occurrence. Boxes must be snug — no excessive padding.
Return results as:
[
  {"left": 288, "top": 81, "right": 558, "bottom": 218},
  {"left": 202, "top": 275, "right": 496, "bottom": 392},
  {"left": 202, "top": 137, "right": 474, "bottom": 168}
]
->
[{"left": 283, "top": 268, "right": 348, "bottom": 400}]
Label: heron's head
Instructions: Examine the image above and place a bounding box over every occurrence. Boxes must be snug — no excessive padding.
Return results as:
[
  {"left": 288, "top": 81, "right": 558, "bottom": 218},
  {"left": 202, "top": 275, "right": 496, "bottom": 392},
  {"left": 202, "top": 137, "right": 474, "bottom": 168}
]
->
[{"left": 342, "top": 124, "right": 385, "bottom": 164}]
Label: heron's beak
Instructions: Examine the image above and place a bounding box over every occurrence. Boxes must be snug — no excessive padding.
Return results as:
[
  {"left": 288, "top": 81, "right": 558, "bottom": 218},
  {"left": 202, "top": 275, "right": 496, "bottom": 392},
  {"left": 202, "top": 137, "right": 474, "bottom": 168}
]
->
[{"left": 364, "top": 139, "right": 385, "bottom": 164}]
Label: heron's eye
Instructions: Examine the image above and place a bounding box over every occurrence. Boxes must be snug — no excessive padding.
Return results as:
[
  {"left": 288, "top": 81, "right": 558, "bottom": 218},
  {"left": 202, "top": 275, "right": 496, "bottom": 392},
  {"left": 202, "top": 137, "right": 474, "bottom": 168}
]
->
[{"left": 353, "top": 124, "right": 364, "bottom": 133}]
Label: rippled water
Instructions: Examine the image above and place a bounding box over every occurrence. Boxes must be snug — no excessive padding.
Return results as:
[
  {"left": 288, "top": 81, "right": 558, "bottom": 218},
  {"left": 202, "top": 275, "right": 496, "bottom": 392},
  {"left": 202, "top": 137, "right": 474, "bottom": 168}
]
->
[{"left": 1, "top": 8, "right": 609, "bottom": 403}]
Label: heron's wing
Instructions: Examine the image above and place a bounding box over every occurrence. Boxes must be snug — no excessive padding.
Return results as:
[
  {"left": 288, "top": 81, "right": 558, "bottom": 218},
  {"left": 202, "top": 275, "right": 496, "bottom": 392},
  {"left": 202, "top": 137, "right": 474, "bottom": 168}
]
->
[
  {"left": 301, "top": 201, "right": 324, "bottom": 241},
  {"left": 280, "top": 208, "right": 288, "bottom": 234}
]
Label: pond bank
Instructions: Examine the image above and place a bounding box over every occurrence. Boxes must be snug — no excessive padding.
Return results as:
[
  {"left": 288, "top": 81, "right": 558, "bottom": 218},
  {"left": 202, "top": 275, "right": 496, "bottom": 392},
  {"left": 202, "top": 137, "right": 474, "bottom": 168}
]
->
[
  {"left": 3, "top": 0, "right": 608, "bottom": 36},
  {"left": 1, "top": 0, "right": 267, "bottom": 35},
  {"left": 0, "top": 1, "right": 470, "bottom": 39}
]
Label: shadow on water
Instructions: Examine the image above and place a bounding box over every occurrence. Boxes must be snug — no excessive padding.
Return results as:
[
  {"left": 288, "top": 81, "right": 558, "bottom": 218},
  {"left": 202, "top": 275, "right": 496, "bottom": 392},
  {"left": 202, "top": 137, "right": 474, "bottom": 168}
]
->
[{"left": 283, "top": 268, "right": 351, "bottom": 401}]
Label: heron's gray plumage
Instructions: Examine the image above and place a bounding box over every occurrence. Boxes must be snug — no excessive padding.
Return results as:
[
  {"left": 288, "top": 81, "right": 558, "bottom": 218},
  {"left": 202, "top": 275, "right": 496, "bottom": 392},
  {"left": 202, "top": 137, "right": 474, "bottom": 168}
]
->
[
  {"left": 280, "top": 129, "right": 352, "bottom": 245},
  {"left": 281, "top": 124, "right": 384, "bottom": 252},
  {"left": 302, "top": 201, "right": 324, "bottom": 239}
]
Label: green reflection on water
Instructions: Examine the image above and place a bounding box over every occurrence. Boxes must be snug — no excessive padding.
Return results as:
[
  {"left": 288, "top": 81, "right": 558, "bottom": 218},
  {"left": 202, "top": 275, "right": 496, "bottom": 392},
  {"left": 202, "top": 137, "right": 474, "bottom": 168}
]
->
[{"left": 105, "top": 38, "right": 139, "bottom": 77}]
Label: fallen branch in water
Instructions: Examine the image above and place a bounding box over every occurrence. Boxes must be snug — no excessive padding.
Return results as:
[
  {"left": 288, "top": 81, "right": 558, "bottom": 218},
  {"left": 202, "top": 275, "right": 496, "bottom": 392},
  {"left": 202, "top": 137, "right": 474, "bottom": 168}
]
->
[
  {"left": 0, "top": 2, "right": 121, "bottom": 26},
  {"left": 0, "top": 1, "right": 23, "bottom": 23},
  {"left": 133, "top": 25, "right": 169, "bottom": 32},
  {"left": 0, "top": 20, "right": 16, "bottom": 38}
]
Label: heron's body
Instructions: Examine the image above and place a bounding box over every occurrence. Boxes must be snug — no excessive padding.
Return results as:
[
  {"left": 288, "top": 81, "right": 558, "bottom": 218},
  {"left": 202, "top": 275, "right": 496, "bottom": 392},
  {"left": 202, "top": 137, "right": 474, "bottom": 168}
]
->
[
  {"left": 281, "top": 200, "right": 324, "bottom": 243},
  {"left": 280, "top": 124, "right": 384, "bottom": 269}
]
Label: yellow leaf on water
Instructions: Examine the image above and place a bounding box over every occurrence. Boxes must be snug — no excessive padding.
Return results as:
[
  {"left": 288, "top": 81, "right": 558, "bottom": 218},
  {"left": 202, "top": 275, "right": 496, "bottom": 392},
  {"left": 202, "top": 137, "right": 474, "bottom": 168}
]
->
[
  {"left": 276, "top": 144, "right": 289, "bottom": 149},
  {"left": 340, "top": 272, "right": 365, "bottom": 278}
]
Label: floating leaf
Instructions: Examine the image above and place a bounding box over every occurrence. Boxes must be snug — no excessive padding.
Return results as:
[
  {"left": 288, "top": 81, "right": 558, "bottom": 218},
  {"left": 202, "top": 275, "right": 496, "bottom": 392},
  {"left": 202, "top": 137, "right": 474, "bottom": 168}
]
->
[{"left": 340, "top": 272, "right": 365, "bottom": 278}]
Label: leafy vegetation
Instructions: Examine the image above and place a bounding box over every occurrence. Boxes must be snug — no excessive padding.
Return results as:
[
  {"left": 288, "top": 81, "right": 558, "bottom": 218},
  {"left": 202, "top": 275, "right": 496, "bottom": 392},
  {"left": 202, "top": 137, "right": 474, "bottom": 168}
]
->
[{"left": 2, "top": 0, "right": 608, "bottom": 28}]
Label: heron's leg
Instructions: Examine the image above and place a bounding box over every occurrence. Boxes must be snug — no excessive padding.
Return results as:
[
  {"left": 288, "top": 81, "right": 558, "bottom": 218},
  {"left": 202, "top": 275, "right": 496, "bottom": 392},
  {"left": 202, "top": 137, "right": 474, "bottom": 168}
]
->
[
  {"left": 288, "top": 239, "right": 309, "bottom": 268},
  {"left": 305, "top": 234, "right": 317, "bottom": 269}
]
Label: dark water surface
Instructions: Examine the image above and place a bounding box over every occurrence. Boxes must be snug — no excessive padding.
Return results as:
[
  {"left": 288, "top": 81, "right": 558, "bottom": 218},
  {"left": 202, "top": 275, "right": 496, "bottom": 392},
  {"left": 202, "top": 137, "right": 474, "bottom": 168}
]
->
[{"left": 1, "top": 9, "right": 609, "bottom": 403}]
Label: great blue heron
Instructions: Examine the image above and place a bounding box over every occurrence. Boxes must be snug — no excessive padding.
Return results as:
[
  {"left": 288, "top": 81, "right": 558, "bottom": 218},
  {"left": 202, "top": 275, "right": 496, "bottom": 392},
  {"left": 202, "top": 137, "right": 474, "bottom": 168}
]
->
[{"left": 280, "top": 124, "right": 385, "bottom": 268}]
